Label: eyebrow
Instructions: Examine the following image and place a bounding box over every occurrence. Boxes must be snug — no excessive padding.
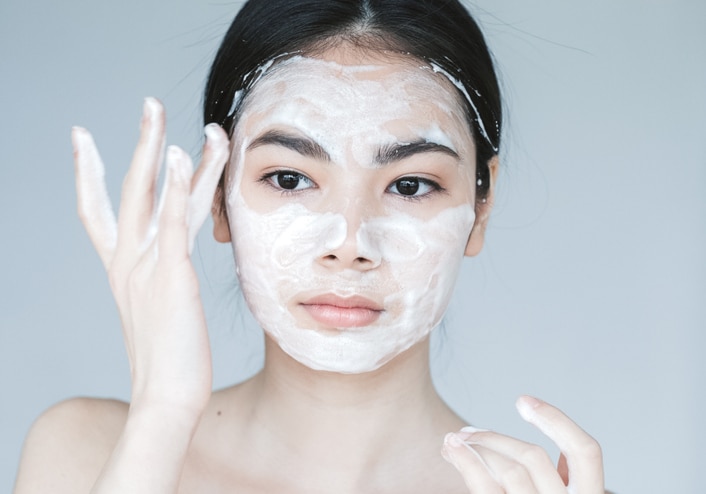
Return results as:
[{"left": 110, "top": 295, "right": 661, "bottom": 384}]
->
[
  {"left": 247, "top": 130, "right": 330, "bottom": 162},
  {"left": 374, "top": 140, "right": 459, "bottom": 166},
  {"left": 247, "top": 130, "right": 459, "bottom": 166}
]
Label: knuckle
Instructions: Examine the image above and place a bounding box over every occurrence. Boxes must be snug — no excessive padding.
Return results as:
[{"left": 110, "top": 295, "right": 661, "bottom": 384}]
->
[
  {"left": 107, "top": 268, "right": 124, "bottom": 292},
  {"left": 502, "top": 462, "right": 530, "bottom": 485},
  {"left": 161, "top": 195, "right": 189, "bottom": 224},
  {"left": 161, "top": 205, "right": 184, "bottom": 224},
  {"left": 160, "top": 216, "right": 189, "bottom": 244},
  {"left": 576, "top": 436, "right": 603, "bottom": 461},
  {"left": 108, "top": 257, "right": 151, "bottom": 296},
  {"left": 519, "top": 443, "right": 551, "bottom": 467},
  {"left": 128, "top": 262, "right": 151, "bottom": 290}
]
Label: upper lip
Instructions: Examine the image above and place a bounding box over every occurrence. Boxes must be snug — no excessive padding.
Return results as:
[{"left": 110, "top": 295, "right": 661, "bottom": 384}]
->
[{"left": 300, "top": 294, "right": 383, "bottom": 311}]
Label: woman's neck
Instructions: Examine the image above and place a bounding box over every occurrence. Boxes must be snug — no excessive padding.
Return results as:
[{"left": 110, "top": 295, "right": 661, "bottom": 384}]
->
[
  {"left": 209, "top": 335, "right": 465, "bottom": 492},
  {"left": 265, "top": 334, "right": 447, "bottom": 417}
]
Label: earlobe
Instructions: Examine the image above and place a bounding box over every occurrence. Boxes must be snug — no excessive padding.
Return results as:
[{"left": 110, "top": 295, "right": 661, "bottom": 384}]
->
[
  {"left": 212, "top": 186, "right": 231, "bottom": 243},
  {"left": 213, "top": 211, "right": 231, "bottom": 243},
  {"left": 464, "top": 155, "right": 499, "bottom": 257}
]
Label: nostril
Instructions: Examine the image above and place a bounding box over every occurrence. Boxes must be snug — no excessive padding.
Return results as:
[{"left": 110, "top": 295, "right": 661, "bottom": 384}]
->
[{"left": 323, "top": 254, "right": 338, "bottom": 261}]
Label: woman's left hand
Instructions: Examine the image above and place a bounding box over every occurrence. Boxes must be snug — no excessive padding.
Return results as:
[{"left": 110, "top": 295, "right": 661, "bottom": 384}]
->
[{"left": 442, "top": 396, "right": 605, "bottom": 493}]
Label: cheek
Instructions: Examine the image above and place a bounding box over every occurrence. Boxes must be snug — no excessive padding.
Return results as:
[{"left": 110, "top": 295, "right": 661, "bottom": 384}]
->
[
  {"left": 358, "top": 206, "right": 475, "bottom": 319},
  {"left": 227, "top": 199, "right": 475, "bottom": 373},
  {"left": 229, "top": 201, "right": 350, "bottom": 318},
  {"left": 230, "top": 191, "right": 475, "bottom": 296},
  {"left": 234, "top": 203, "right": 347, "bottom": 276}
]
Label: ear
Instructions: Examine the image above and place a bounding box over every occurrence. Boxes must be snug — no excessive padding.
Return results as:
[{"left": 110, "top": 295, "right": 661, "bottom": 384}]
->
[
  {"left": 212, "top": 185, "right": 231, "bottom": 243},
  {"left": 465, "top": 155, "right": 499, "bottom": 257}
]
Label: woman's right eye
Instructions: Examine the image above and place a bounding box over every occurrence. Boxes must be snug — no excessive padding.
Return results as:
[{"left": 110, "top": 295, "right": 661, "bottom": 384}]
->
[{"left": 261, "top": 170, "right": 315, "bottom": 192}]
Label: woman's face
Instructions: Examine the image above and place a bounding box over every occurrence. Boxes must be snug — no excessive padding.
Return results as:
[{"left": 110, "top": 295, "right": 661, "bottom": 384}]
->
[{"left": 223, "top": 49, "right": 481, "bottom": 373}]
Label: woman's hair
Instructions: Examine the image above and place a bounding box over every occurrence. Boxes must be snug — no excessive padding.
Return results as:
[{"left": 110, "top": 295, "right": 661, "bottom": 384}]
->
[{"left": 204, "top": 0, "right": 502, "bottom": 213}]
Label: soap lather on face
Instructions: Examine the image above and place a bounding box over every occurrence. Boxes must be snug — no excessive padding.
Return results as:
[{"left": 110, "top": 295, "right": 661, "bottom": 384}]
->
[{"left": 223, "top": 54, "right": 481, "bottom": 373}]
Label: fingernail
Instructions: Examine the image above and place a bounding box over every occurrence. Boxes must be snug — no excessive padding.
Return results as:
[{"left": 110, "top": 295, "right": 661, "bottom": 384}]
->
[
  {"left": 444, "top": 432, "right": 465, "bottom": 448},
  {"left": 71, "top": 126, "right": 88, "bottom": 153},
  {"left": 516, "top": 395, "right": 543, "bottom": 421},
  {"left": 441, "top": 435, "right": 459, "bottom": 467},
  {"left": 143, "top": 97, "right": 160, "bottom": 122},
  {"left": 521, "top": 395, "right": 542, "bottom": 408},
  {"left": 204, "top": 123, "right": 223, "bottom": 146},
  {"left": 460, "top": 425, "right": 489, "bottom": 434},
  {"left": 167, "top": 144, "right": 180, "bottom": 160}
]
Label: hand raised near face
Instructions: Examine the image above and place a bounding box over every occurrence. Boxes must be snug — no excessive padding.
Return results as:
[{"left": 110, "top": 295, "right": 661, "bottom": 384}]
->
[
  {"left": 442, "top": 396, "right": 605, "bottom": 494},
  {"left": 72, "top": 98, "right": 230, "bottom": 417}
]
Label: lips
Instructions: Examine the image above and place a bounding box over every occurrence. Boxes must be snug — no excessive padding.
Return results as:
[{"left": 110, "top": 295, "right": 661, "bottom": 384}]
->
[{"left": 300, "top": 294, "right": 383, "bottom": 328}]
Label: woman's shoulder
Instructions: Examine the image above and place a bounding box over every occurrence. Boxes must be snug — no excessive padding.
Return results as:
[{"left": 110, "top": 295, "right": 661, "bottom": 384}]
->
[
  {"left": 31, "top": 396, "right": 129, "bottom": 440},
  {"left": 14, "top": 397, "right": 128, "bottom": 493}
]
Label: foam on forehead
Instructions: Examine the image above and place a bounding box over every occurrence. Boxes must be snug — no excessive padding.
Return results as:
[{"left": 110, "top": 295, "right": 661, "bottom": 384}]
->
[
  {"left": 238, "top": 54, "right": 460, "bottom": 112},
  {"left": 229, "top": 53, "right": 497, "bottom": 153},
  {"left": 232, "top": 55, "right": 471, "bottom": 166}
]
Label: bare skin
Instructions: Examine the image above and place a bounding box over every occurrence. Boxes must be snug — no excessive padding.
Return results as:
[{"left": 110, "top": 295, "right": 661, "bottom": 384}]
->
[
  {"left": 17, "top": 339, "right": 469, "bottom": 494},
  {"left": 14, "top": 47, "right": 605, "bottom": 494}
]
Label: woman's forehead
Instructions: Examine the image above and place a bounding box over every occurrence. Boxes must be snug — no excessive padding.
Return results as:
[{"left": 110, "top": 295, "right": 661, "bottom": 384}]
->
[
  {"left": 234, "top": 54, "right": 474, "bottom": 161},
  {"left": 241, "top": 53, "right": 462, "bottom": 111}
]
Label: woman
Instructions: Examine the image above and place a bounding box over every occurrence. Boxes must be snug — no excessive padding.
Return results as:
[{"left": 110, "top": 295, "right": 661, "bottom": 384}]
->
[{"left": 15, "top": 0, "right": 605, "bottom": 492}]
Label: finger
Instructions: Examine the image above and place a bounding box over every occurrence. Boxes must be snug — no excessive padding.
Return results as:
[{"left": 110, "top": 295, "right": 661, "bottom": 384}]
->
[
  {"left": 157, "top": 146, "right": 193, "bottom": 263},
  {"left": 459, "top": 427, "right": 566, "bottom": 494},
  {"left": 116, "top": 97, "right": 166, "bottom": 254},
  {"left": 516, "top": 396, "right": 604, "bottom": 494},
  {"left": 72, "top": 126, "right": 118, "bottom": 269},
  {"left": 188, "top": 123, "right": 230, "bottom": 253},
  {"left": 442, "top": 432, "right": 503, "bottom": 494},
  {"left": 467, "top": 444, "right": 539, "bottom": 494}
]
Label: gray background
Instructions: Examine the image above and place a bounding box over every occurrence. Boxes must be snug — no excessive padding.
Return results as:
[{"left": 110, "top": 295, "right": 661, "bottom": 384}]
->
[{"left": 1, "top": 0, "right": 704, "bottom": 492}]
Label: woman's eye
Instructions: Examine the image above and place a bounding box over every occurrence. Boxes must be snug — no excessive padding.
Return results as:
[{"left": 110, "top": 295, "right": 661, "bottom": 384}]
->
[
  {"left": 387, "top": 177, "right": 439, "bottom": 198},
  {"left": 263, "top": 171, "right": 315, "bottom": 192}
]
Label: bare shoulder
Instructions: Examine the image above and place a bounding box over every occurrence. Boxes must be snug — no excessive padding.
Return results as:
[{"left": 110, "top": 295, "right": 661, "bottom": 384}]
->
[{"left": 14, "top": 397, "right": 128, "bottom": 493}]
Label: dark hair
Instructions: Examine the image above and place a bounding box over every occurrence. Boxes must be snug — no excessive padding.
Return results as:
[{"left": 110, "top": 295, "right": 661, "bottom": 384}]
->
[{"left": 204, "top": 0, "right": 502, "bottom": 211}]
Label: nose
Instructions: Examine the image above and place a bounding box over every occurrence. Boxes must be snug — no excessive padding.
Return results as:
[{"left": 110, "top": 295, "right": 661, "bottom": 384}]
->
[{"left": 318, "top": 200, "right": 381, "bottom": 272}]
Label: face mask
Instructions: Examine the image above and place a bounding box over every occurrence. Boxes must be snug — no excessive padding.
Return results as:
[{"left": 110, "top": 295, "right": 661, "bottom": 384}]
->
[{"left": 226, "top": 55, "right": 477, "bottom": 373}]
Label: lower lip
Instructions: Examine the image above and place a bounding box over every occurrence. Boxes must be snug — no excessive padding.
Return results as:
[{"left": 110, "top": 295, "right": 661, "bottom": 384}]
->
[{"left": 301, "top": 304, "right": 381, "bottom": 328}]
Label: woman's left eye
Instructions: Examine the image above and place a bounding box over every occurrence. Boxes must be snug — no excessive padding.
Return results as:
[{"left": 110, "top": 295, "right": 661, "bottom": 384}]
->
[{"left": 387, "top": 177, "right": 441, "bottom": 198}]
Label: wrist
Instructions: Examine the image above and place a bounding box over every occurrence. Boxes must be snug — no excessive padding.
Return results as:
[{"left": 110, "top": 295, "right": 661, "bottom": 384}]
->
[
  {"left": 127, "top": 398, "right": 206, "bottom": 433},
  {"left": 130, "top": 381, "right": 211, "bottom": 419},
  {"left": 90, "top": 398, "right": 204, "bottom": 493}
]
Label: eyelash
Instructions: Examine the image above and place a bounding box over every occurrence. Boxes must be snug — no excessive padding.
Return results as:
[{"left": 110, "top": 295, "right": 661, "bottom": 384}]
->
[
  {"left": 258, "top": 169, "right": 445, "bottom": 200},
  {"left": 387, "top": 176, "right": 445, "bottom": 202},
  {"left": 259, "top": 170, "right": 316, "bottom": 196}
]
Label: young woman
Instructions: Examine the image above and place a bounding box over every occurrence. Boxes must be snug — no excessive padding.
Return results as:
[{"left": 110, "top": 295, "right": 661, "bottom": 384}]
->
[{"left": 15, "top": 1, "right": 605, "bottom": 492}]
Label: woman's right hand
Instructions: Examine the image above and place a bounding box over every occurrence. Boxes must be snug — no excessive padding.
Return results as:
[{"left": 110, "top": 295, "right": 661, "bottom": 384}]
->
[{"left": 72, "top": 97, "right": 230, "bottom": 418}]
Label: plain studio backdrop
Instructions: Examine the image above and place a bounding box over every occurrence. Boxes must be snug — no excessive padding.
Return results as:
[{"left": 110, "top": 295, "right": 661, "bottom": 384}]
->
[{"left": 1, "top": 0, "right": 704, "bottom": 492}]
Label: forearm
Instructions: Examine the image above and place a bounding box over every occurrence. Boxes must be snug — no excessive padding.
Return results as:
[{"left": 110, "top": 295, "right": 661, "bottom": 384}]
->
[
  {"left": 91, "top": 404, "right": 202, "bottom": 494},
  {"left": 71, "top": 101, "right": 226, "bottom": 494}
]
